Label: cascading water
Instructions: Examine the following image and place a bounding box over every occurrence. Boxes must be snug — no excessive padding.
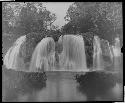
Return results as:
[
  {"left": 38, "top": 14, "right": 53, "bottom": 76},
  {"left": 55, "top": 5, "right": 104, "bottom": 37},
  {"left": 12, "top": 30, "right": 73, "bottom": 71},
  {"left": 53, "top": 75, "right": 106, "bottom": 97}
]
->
[
  {"left": 3, "top": 35, "right": 26, "bottom": 71},
  {"left": 5, "top": 34, "right": 117, "bottom": 72},
  {"left": 100, "top": 39, "right": 114, "bottom": 68},
  {"left": 29, "top": 37, "right": 56, "bottom": 72},
  {"left": 93, "top": 36, "right": 104, "bottom": 70},
  {"left": 112, "top": 37, "right": 121, "bottom": 57},
  {"left": 58, "top": 35, "right": 88, "bottom": 71},
  {"left": 3, "top": 34, "right": 88, "bottom": 72},
  {"left": 112, "top": 37, "right": 121, "bottom": 71}
]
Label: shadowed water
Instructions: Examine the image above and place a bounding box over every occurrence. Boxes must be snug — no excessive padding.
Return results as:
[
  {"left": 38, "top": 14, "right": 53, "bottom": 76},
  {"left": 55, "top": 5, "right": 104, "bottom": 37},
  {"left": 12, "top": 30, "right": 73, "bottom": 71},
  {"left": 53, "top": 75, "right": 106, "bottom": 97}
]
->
[
  {"left": 76, "top": 71, "right": 123, "bottom": 101},
  {"left": 2, "top": 66, "right": 46, "bottom": 102},
  {"left": 2, "top": 65, "right": 123, "bottom": 102}
]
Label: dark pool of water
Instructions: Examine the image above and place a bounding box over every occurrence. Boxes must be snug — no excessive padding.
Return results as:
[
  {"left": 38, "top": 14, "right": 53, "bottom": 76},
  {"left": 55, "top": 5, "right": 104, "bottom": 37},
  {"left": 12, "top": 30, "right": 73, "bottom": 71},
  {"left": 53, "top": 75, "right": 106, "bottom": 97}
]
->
[{"left": 2, "top": 67, "right": 123, "bottom": 102}]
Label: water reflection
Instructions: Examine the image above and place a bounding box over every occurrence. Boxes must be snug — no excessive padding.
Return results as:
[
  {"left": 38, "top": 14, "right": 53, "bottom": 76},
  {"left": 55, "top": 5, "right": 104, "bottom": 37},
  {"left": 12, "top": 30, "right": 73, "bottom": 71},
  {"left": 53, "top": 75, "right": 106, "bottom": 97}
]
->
[
  {"left": 2, "top": 67, "right": 46, "bottom": 102},
  {"left": 75, "top": 71, "right": 123, "bottom": 101},
  {"left": 36, "top": 71, "right": 87, "bottom": 102},
  {"left": 2, "top": 66, "right": 123, "bottom": 102}
]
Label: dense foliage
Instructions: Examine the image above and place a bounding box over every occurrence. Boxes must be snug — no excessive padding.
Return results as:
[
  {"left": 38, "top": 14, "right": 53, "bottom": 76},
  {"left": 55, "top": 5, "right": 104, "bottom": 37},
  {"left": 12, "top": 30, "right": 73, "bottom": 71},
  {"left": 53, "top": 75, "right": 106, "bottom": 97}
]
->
[
  {"left": 2, "top": 2, "right": 57, "bottom": 38},
  {"left": 64, "top": 2, "right": 122, "bottom": 46}
]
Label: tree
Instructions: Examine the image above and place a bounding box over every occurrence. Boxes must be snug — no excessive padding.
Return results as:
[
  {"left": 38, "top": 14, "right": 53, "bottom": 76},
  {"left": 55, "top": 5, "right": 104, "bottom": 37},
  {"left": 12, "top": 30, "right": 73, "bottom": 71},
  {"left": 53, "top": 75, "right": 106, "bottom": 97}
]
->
[
  {"left": 64, "top": 2, "right": 122, "bottom": 46},
  {"left": 2, "top": 2, "right": 57, "bottom": 36}
]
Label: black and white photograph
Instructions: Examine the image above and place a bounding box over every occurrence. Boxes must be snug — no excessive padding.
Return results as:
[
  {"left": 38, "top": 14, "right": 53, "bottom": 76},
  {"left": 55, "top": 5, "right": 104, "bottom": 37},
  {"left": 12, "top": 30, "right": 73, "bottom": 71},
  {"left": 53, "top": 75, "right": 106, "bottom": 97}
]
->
[{"left": 2, "top": 2, "right": 123, "bottom": 102}]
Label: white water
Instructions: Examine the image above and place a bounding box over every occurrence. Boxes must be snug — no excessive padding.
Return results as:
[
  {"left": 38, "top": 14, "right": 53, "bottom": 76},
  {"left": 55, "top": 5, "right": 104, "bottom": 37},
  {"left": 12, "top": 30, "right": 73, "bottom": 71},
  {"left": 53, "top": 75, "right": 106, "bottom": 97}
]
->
[
  {"left": 3, "top": 34, "right": 122, "bottom": 72},
  {"left": 100, "top": 39, "right": 114, "bottom": 68},
  {"left": 112, "top": 37, "right": 122, "bottom": 71},
  {"left": 112, "top": 37, "right": 121, "bottom": 57},
  {"left": 3, "top": 35, "right": 88, "bottom": 72},
  {"left": 29, "top": 37, "right": 56, "bottom": 72},
  {"left": 93, "top": 36, "right": 122, "bottom": 72},
  {"left": 3, "top": 35, "right": 26, "bottom": 71},
  {"left": 93, "top": 36, "right": 104, "bottom": 70},
  {"left": 29, "top": 35, "right": 88, "bottom": 72},
  {"left": 58, "top": 35, "right": 88, "bottom": 71}
]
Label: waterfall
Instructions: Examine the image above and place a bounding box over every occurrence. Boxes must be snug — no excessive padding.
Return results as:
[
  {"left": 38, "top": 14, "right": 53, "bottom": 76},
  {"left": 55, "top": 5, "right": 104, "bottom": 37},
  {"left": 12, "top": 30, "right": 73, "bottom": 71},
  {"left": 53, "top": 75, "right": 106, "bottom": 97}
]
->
[
  {"left": 112, "top": 37, "right": 122, "bottom": 71},
  {"left": 112, "top": 37, "right": 121, "bottom": 57},
  {"left": 3, "top": 35, "right": 26, "bottom": 71},
  {"left": 3, "top": 34, "right": 94, "bottom": 72},
  {"left": 58, "top": 35, "right": 88, "bottom": 71},
  {"left": 3, "top": 33, "right": 122, "bottom": 72},
  {"left": 100, "top": 39, "right": 114, "bottom": 68},
  {"left": 3, "top": 34, "right": 88, "bottom": 72},
  {"left": 29, "top": 37, "right": 56, "bottom": 72},
  {"left": 93, "top": 36, "right": 104, "bottom": 70}
]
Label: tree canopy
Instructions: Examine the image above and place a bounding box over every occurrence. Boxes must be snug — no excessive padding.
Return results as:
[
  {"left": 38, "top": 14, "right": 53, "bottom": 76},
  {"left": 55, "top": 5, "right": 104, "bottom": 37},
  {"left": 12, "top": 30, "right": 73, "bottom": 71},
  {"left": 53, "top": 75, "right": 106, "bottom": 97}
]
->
[
  {"left": 2, "top": 2, "right": 57, "bottom": 37},
  {"left": 63, "top": 2, "right": 122, "bottom": 46}
]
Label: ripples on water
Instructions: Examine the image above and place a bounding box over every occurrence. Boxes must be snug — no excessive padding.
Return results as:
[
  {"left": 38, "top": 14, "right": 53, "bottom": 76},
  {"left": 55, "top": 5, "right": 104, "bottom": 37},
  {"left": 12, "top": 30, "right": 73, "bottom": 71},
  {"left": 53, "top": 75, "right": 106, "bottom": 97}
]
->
[{"left": 2, "top": 66, "right": 123, "bottom": 102}]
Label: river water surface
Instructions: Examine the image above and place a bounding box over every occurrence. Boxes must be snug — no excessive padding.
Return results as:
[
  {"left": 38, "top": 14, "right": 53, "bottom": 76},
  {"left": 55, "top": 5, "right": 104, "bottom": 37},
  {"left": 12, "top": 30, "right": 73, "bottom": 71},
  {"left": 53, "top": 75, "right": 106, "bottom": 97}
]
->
[{"left": 2, "top": 66, "right": 123, "bottom": 102}]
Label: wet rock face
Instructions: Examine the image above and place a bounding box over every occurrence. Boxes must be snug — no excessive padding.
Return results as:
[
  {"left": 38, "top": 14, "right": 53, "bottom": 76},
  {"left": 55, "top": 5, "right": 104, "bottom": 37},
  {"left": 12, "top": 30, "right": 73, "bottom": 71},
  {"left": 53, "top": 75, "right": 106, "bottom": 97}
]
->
[
  {"left": 46, "top": 40, "right": 55, "bottom": 56},
  {"left": 54, "top": 42, "right": 63, "bottom": 64},
  {"left": 55, "top": 42, "right": 63, "bottom": 54},
  {"left": 20, "top": 33, "right": 45, "bottom": 63},
  {"left": 54, "top": 35, "right": 63, "bottom": 64},
  {"left": 100, "top": 39, "right": 113, "bottom": 67}
]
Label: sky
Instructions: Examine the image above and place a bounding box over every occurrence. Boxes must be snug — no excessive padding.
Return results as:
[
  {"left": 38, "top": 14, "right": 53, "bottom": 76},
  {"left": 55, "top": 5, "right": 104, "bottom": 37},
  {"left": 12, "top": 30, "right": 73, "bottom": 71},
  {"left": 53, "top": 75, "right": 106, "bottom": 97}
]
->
[{"left": 42, "top": 2, "right": 73, "bottom": 29}]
